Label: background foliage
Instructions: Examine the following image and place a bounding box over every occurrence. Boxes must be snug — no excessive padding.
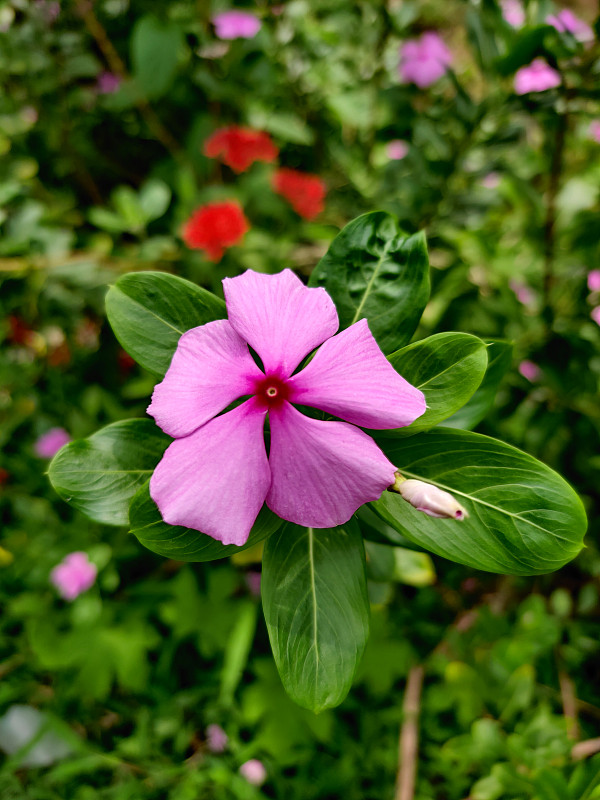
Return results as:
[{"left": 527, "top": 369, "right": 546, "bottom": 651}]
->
[{"left": 1, "top": 0, "right": 599, "bottom": 797}]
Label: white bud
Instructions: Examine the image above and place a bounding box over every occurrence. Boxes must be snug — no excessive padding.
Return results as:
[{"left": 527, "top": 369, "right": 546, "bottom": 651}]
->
[{"left": 393, "top": 477, "right": 468, "bottom": 520}]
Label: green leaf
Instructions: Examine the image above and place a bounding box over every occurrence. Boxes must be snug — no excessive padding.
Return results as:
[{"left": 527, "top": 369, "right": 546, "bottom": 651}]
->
[
  {"left": 372, "top": 428, "right": 586, "bottom": 575},
  {"left": 444, "top": 340, "right": 513, "bottom": 430},
  {"left": 385, "top": 332, "right": 488, "bottom": 435},
  {"left": 309, "top": 212, "right": 430, "bottom": 354},
  {"left": 48, "top": 420, "right": 169, "bottom": 526},
  {"left": 131, "top": 16, "right": 183, "bottom": 100},
  {"left": 128, "top": 481, "right": 282, "bottom": 561},
  {"left": 138, "top": 179, "right": 171, "bottom": 221},
  {"left": 262, "top": 521, "right": 370, "bottom": 713},
  {"left": 105, "top": 271, "right": 225, "bottom": 377}
]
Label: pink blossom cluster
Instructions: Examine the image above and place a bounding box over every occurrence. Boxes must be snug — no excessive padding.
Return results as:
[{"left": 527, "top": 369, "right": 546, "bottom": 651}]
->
[
  {"left": 212, "top": 10, "right": 261, "bottom": 40},
  {"left": 514, "top": 58, "right": 560, "bottom": 95},
  {"left": 546, "top": 8, "right": 594, "bottom": 43},
  {"left": 399, "top": 32, "right": 452, "bottom": 89},
  {"left": 50, "top": 552, "right": 97, "bottom": 601}
]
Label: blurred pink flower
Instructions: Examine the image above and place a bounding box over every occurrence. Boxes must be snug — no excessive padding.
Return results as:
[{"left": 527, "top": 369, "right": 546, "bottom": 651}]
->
[
  {"left": 519, "top": 360, "right": 541, "bottom": 381},
  {"left": 245, "top": 571, "right": 262, "bottom": 596},
  {"left": 206, "top": 724, "right": 228, "bottom": 753},
  {"left": 97, "top": 72, "right": 121, "bottom": 94},
  {"left": 592, "top": 307, "right": 600, "bottom": 326},
  {"left": 387, "top": 140, "right": 409, "bottom": 160},
  {"left": 587, "top": 270, "right": 600, "bottom": 292},
  {"left": 50, "top": 552, "right": 97, "bottom": 601},
  {"left": 481, "top": 172, "right": 500, "bottom": 189},
  {"left": 514, "top": 58, "right": 560, "bottom": 94},
  {"left": 34, "top": 428, "right": 71, "bottom": 458},
  {"left": 589, "top": 121, "right": 600, "bottom": 144},
  {"left": 501, "top": 0, "right": 525, "bottom": 28},
  {"left": 546, "top": 9, "right": 594, "bottom": 42},
  {"left": 239, "top": 759, "right": 267, "bottom": 786},
  {"left": 399, "top": 32, "right": 452, "bottom": 89},
  {"left": 212, "top": 10, "right": 261, "bottom": 40},
  {"left": 509, "top": 279, "right": 535, "bottom": 305}
]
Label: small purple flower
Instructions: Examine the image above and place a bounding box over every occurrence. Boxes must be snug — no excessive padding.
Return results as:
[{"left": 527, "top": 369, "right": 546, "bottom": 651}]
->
[
  {"left": 501, "top": 0, "right": 525, "bottom": 28},
  {"left": 34, "top": 428, "right": 71, "bottom": 458},
  {"left": 589, "top": 121, "right": 600, "bottom": 144},
  {"left": 546, "top": 9, "right": 594, "bottom": 43},
  {"left": 509, "top": 279, "right": 535, "bottom": 306},
  {"left": 97, "top": 72, "right": 121, "bottom": 95},
  {"left": 147, "top": 270, "right": 425, "bottom": 545},
  {"left": 399, "top": 32, "right": 452, "bottom": 89},
  {"left": 592, "top": 307, "right": 600, "bottom": 327},
  {"left": 481, "top": 172, "right": 500, "bottom": 189},
  {"left": 387, "top": 140, "right": 409, "bottom": 160},
  {"left": 587, "top": 270, "right": 600, "bottom": 292},
  {"left": 245, "top": 571, "right": 262, "bottom": 596},
  {"left": 514, "top": 58, "right": 561, "bottom": 95},
  {"left": 519, "top": 360, "right": 541, "bottom": 382},
  {"left": 206, "top": 724, "right": 228, "bottom": 753},
  {"left": 239, "top": 759, "right": 267, "bottom": 786},
  {"left": 212, "top": 10, "right": 261, "bottom": 40},
  {"left": 50, "top": 552, "right": 97, "bottom": 601}
]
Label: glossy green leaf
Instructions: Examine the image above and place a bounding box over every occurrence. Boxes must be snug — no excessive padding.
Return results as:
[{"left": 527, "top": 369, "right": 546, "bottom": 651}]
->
[
  {"left": 372, "top": 428, "right": 586, "bottom": 575},
  {"left": 48, "top": 420, "right": 169, "bottom": 526},
  {"left": 309, "top": 211, "right": 430, "bottom": 354},
  {"left": 105, "top": 271, "right": 225, "bottom": 377},
  {"left": 129, "top": 482, "right": 282, "bottom": 561},
  {"left": 444, "top": 339, "right": 513, "bottom": 430},
  {"left": 131, "top": 16, "right": 183, "bottom": 100},
  {"left": 262, "top": 520, "right": 370, "bottom": 713},
  {"left": 385, "top": 332, "right": 488, "bottom": 435}
]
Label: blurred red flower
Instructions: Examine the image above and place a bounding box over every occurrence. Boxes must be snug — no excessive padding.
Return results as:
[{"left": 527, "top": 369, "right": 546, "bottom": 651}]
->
[
  {"left": 181, "top": 201, "right": 249, "bottom": 261},
  {"left": 204, "top": 127, "right": 279, "bottom": 173},
  {"left": 272, "top": 169, "right": 326, "bottom": 220}
]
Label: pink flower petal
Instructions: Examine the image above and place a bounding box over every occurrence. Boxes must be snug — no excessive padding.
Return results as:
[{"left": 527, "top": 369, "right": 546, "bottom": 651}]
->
[
  {"left": 266, "top": 402, "right": 396, "bottom": 527},
  {"left": 150, "top": 399, "right": 270, "bottom": 545},
  {"left": 289, "top": 319, "right": 426, "bottom": 429},
  {"left": 147, "top": 320, "right": 263, "bottom": 439},
  {"left": 223, "top": 270, "right": 339, "bottom": 377}
]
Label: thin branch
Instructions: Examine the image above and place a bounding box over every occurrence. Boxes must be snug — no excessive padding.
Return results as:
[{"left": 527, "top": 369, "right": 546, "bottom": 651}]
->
[
  {"left": 394, "top": 664, "right": 425, "bottom": 800},
  {"left": 558, "top": 669, "right": 580, "bottom": 741}
]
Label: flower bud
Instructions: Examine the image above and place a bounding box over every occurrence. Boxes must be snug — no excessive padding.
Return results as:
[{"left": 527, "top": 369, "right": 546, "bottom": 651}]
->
[{"left": 391, "top": 475, "right": 468, "bottom": 520}]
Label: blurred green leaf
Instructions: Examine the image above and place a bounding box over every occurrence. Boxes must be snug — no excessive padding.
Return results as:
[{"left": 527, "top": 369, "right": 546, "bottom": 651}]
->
[
  {"left": 105, "top": 271, "right": 225, "bottom": 376},
  {"left": 310, "top": 212, "right": 430, "bottom": 353},
  {"left": 131, "top": 16, "right": 183, "bottom": 99},
  {"left": 48, "top": 420, "right": 169, "bottom": 526},
  {"left": 372, "top": 428, "right": 587, "bottom": 575},
  {"left": 262, "top": 520, "right": 369, "bottom": 713}
]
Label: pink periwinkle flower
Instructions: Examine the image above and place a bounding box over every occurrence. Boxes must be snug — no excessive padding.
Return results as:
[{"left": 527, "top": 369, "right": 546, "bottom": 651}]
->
[
  {"left": 206, "top": 724, "right": 228, "bottom": 753},
  {"left": 546, "top": 9, "right": 594, "bottom": 43},
  {"left": 589, "top": 121, "right": 600, "bottom": 144},
  {"left": 97, "top": 72, "right": 121, "bottom": 95},
  {"left": 509, "top": 279, "right": 535, "bottom": 306},
  {"left": 501, "top": 0, "right": 525, "bottom": 28},
  {"left": 212, "top": 10, "right": 261, "bottom": 40},
  {"left": 514, "top": 58, "right": 561, "bottom": 95},
  {"left": 592, "top": 307, "right": 600, "bottom": 326},
  {"left": 387, "top": 140, "right": 409, "bottom": 160},
  {"left": 239, "top": 759, "right": 267, "bottom": 786},
  {"left": 147, "top": 270, "right": 426, "bottom": 545},
  {"left": 34, "top": 427, "right": 71, "bottom": 458},
  {"left": 399, "top": 32, "right": 452, "bottom": 89},
  {"left": 519, "top": 360, "right": 541, "bottom": 382},
  {"left": 50, "top": 552, "right": 97, "bottom": 601},
  {"left": 588, "top": 270, "right": 600, "bottom": 292}
]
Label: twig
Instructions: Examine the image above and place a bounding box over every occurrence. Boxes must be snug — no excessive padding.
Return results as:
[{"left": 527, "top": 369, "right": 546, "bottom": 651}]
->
[
  {"left": 559, "top": 669, "right": 580, "bottom": 741},
  {"left": 572, "top": 738, "right": 600, "bottom": 761},
  {"left": 543, "top": 108, "right": 568, "bottom": 308},
  {"left": 394, "top": 665, "right": 425, "bottom": 800}
]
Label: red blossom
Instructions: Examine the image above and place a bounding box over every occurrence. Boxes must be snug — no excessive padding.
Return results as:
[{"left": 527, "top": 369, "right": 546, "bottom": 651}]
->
[
  {"left": 272, "top": 168, "right": 326, "bottom": 220},
  {"left": 181, "top": 201, "right": 249, "bottom": 261},
  {"left": 204, "top": 127, "right": 279, "bottom": 173}
]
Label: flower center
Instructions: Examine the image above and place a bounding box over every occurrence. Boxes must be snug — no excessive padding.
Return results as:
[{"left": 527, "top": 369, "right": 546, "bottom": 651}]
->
[{"left": 253, "top": 374, "right": 291, "bottom": 409}]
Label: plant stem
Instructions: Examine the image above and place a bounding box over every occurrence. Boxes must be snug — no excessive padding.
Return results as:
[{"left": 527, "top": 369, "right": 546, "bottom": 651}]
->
[{"left": 394, "top": 664, "right": 424, "bottom": 800}]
